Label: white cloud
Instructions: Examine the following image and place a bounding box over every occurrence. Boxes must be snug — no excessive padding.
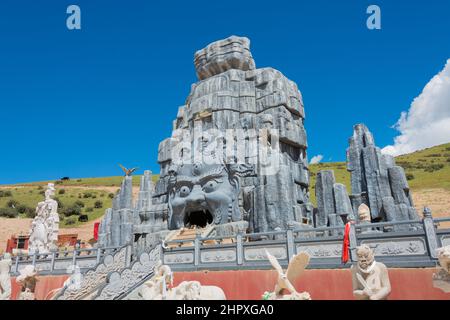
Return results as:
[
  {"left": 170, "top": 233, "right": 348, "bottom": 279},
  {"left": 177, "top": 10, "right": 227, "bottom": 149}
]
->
[
  {"left": 382, "top": 59, "right": 450, "bottom": 156},
  {"left": 309, "top": 154, "right": 323, "bottom": 164}
]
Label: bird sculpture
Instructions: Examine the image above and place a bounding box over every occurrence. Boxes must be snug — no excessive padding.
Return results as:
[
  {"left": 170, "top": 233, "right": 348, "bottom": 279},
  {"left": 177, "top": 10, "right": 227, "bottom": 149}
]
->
[
  {"left": 119, "top": 164, "right": 138, "bottom": 176},
  {"left": 264, "top": 249, "right": 311, "bottom": 300}
]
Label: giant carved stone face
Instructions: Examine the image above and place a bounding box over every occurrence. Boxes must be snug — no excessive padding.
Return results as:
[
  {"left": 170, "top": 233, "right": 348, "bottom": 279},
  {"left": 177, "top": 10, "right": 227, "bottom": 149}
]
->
[{"left": 167, "top": 162, "right": 253, "bottom": 229}]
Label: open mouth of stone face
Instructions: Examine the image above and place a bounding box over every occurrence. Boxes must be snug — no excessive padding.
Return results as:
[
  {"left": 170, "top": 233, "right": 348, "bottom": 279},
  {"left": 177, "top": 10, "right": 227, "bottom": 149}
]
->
[{"left": 184, "top": 209, "right": 213, "bottom": 228}]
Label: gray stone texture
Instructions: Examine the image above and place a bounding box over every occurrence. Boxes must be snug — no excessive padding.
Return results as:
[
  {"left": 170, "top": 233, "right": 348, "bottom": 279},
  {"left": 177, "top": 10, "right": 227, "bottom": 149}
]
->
[
  {"left": 346, "top": 124, "right": 418, "bottom": 227},
  {"left": 152, "top": 36, "right": 312, "bottom": 234}
]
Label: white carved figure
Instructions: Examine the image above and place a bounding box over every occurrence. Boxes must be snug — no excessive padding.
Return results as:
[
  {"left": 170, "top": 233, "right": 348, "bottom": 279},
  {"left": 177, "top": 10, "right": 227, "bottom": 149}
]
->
[
  {"left": 139, "top": 262, "right": 226, "bottom": 300},
  {"left": 358, "top": 204, "right": 371, "bottom": 223},
  {"left": 29, "top": 183, "right": 59, "bottom": 254},
  {"left": 351, "top": 244, "right": 391, "bottom": 300},
  {"left": 263, "top": 249, "right": 311, "bottom": 300},
  {"left": 0, "top": 253, "right": 12, "bottom": 300},
  {"left": 432, "top": 245, "right": 450, "bottom": 293},
  {"left": 16, "top": 265, "right": 38, "bottom": 300}
]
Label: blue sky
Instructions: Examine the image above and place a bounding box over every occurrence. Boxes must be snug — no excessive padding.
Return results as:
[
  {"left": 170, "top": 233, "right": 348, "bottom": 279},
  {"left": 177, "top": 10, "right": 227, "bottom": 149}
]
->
[{"left": 0, "top": 0, "right": 449, "bottom": 184}]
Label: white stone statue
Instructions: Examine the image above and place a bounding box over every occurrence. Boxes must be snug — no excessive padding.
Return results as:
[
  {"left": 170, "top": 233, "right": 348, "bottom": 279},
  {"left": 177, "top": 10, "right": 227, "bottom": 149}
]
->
[
  {"left": 351, "top": 244, "right": 391, "bottom": 300},
  {"left": 263, "top": 249, "right": 311, "bottom": 300},
  {"left": 432, "top": 245, "right": 450, "bottom": 293},
  {"left": 0, "top": 253, "right": 12, "bottom": 300},
  {"left": 16, "top": 265, "right": 37, "bottom": 300},
  {"left": 29, "top": 183, "right": 59, "bottom": 254},
  {"left": 139, "top": 261, "right": 226, "bottom": 300},
  {"left": 358, "top": 204, "right": 371, "bottom": 223}
]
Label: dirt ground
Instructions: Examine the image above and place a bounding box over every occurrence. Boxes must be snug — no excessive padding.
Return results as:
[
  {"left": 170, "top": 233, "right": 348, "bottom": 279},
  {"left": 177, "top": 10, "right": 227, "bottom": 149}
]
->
[{"left": 1, "top": 188, "right": 449, "bottom": 252}]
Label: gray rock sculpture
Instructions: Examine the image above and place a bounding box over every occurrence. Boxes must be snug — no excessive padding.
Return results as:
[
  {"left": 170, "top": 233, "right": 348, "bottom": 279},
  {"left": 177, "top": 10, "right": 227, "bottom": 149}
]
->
[
  {"left": 351, "top": 244, "right": 391, "bottom": 300},
  {"left": 347, "top": 124, "right": 418, "bottom": 228},
  {"left": 0, "top": 253, "right": 12, "bottom": 300},
  {"left": 28, "top": 183, "right": 59, "bottom": 254},
  {"left": 432, "top": 245, "right": 450, "bottom": 293},
  {"left": 152, "top": 35, "right": 312, "bottom": 235},
  {"left": 263, "top": 249, "right": 311, "bottom": 300},
  {"left": 98, "top": 174, "right": 134, "bottom": 248},
  {"left": 315, "top": 170, "right": 354, "bottom": 229}
]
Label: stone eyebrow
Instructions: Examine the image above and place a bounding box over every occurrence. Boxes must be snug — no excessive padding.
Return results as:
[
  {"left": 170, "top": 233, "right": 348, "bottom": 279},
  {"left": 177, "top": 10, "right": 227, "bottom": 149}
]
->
[
  {"left": 198, "top": 173, "right": 224, "bottom": 185},
  {"left": 175, "top": 176, "right": 195, "bottom": 185}
]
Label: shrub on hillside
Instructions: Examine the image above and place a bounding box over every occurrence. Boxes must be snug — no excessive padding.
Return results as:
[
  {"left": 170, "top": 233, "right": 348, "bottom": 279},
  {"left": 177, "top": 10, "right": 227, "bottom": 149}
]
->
[
  {"left": 406, "top": 173, "right": 415, "bottom": 181},
  {"left": 26, "top": 208, "right": 36, "bottom": 218},
  {"left": 62, "top": 205, "right": 82, "bottom": 217},
  {"left": 74, "top": 200, "right": 85, "bottom": 208},
  {"left": 65, "top": 216, "right": 77, "bottom": 225},
  {"left": 0, "top": 207, "right": 18, "bottom": 218},
  {"left": 0, "top": 190, "right": 12, "bottom": 197},
  {"left": 6, "top": 199, "right": 19, "bottom": 208},
  {"left": 108, "top": 193, "right": 114, "bottom": 199},
  {"left": 94, "top": 201, "right": 103, "bottom": 209},
  {"left": 58, "top": 189, "right": 66, "bottom": 195},
  {"left": 83, "top": 192, "right": 93, "bottom": 198},
  {"left": 424, "top": 163, "right": 445, "bottom": 172}
]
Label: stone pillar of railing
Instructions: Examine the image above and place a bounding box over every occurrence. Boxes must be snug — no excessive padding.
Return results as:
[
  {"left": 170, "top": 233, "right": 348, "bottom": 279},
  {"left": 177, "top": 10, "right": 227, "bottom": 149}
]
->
[
  {"left": 194, "top": 230, "right": 201, "bottom": 266},
  {"left": 286, "top": 223, "right": 296, "bottom": 261},
  {"left": 50, "top": 251, "right": 56, "bottom": 272},
  {"left": 423, "top": 207, "right": 439, "bottom": 259},
  {"left": 236, "top": 230, "right": 244, "bottom": 266}
]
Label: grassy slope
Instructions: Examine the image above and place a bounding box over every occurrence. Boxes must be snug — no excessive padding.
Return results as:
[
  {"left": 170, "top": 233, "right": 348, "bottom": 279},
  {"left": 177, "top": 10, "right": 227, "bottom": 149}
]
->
[{"left": 1, "top": 142, "right": 449, "bottom": 227}]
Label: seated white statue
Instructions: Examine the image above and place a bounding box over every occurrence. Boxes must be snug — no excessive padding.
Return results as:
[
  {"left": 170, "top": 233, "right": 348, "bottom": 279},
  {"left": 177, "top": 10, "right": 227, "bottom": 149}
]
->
[
  {"left": 351, "top": 245, "right": 391, "bottom": 300},
  {"left": 432, "top": 245, "right": 450, "bottom": 293}
]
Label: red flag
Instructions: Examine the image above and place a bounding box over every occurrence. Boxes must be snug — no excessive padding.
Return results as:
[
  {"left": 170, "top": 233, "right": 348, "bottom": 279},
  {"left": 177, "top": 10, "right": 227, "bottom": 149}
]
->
[
  {"left": 341, "top": 222, "right": 352, "bottom": 263},
  {"left": 93, "top": 222, "right": 100, "bottom": 241}
]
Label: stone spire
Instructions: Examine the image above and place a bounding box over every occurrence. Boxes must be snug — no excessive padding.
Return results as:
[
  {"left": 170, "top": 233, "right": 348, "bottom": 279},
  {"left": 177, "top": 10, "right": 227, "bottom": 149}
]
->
[{"left": 346, "top": 124, "right": 418, "bottom": 228}]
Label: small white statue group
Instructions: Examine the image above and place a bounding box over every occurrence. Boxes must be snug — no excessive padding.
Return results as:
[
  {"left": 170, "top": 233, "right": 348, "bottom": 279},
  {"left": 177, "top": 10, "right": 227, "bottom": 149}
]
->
[
  {"left": 29, "top": 183, "right": 60, "bottom": 254},
  {"left": 0, "top": 253, "right": 12, "bottom": 300},
  {"left": 139, "top": 261, "right": 226, "bottom": 300},
  {"left": 433, "top": 245, "right": 450, "bottom": 293}
]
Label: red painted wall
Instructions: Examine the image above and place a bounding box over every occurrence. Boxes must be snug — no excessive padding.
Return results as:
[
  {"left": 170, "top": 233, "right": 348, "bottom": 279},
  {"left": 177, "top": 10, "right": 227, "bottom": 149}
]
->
[
  {"left": 173, "top": 268, "right": 450, "bottom": 300},
  {"left": 7, "top": 268, "right": 450, "bottom": 300}
]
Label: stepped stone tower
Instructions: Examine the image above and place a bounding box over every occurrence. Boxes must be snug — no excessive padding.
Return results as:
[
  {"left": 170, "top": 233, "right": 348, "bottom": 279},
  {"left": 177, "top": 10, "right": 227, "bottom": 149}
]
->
[{"left": 148, "top": 35, "right": 313, "bottom": 235}]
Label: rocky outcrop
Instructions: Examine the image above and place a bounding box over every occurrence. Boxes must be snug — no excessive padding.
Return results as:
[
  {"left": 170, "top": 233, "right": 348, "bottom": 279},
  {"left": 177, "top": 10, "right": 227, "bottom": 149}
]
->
[{"left": 346, "top": 124, "right": 418, "bottom": 227}]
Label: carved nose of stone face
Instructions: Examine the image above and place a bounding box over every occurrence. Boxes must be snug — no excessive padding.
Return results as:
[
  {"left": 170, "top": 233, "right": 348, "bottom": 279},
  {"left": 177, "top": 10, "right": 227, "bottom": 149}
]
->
[{"left": 186, "top": 185, "right": 206, "bottom": 205}]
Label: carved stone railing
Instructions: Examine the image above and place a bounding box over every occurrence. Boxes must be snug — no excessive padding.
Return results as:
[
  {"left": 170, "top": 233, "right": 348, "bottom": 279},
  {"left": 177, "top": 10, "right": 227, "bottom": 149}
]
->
[
  {"left": 163, "top": 210, "right": 450, "bottom": 271},
  {"left": 93, "top": 244, "right": 161, "bottom": 300},
  {"left": 10, "top": 246, "right": 122, "bottom": 276},
  {"left": 55, "top": 245, "right": 131, "bottom": 300}
]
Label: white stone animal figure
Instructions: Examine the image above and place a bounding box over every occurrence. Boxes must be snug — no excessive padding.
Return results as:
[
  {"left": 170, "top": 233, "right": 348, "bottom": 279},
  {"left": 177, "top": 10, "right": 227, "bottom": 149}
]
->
[
  {"left": 16, "top": 265, "right": 37, "bottom": 300},
  {"left": 0, "top": 253, "right": 12, "bottom": 300},
  {"left": 264, "top": 249, "right": 311, "bottom": 300},
  {"left": 433, "top": 245, "right": 450, "bottom": 293},
  {"left": 139, "top": 262, "right": 226, "bottom": 300}
]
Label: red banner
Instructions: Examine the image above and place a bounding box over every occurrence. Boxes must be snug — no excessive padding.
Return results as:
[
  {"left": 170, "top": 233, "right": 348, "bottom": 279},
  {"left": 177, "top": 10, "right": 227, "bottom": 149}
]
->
[{"left": 93, "top": 222, "right": 100, "bottom": 241}]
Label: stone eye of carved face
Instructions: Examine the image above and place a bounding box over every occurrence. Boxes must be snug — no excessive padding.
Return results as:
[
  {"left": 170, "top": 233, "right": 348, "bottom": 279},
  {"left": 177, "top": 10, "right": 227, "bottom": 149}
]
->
[
  {"left": 179, "top": 185, "right": 191, "bottom": 197},
  {"left": 202, "top": 179, "right": 220, "bottom": 193}
]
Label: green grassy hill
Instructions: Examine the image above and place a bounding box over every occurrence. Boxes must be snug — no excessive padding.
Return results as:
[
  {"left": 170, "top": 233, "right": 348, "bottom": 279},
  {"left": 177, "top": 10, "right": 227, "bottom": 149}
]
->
[
  {"left": 309, "top": 142, "right": 450, "bottom": 205},
  {"left": 1, "top": 142, "right": 449, "bottom": 227}
]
